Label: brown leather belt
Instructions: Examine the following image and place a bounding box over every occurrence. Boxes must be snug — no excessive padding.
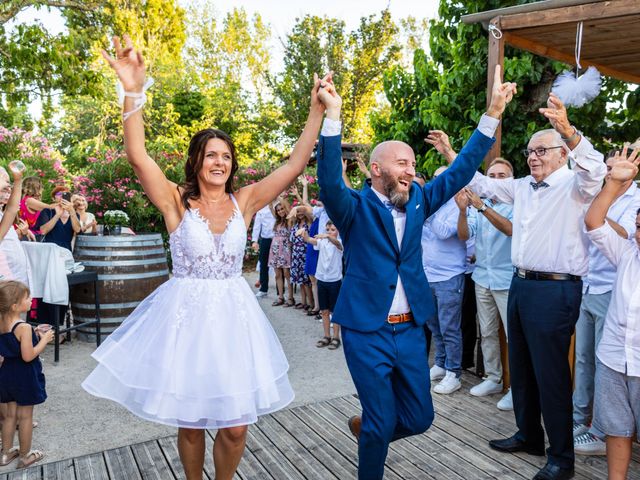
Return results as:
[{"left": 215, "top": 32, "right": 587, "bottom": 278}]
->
[
  {"left": 387, "top": 312, "right": 413, "bottom": 324},
  {"left": 515, "top": 268, "right": 581, "bottom": 282}
]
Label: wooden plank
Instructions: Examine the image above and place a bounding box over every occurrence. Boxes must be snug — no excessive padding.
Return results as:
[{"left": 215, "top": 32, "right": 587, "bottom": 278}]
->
[
  {"left": 6, "top": 468, "right": 41, "bottom": 480},
  {"left": 104, "top": 446, "right": 142, "bottom": 480},
  {"left": 42, "top": 459, "right": 75, "bottom": 480},
  {"left": 503, "top": 32, "right": 640, "bottom": 84},
  {"left": 256, "top": 413, "right": 336, "bottom": 479},
  {"left": 500, "top": 0, "right": 640, "bottom": 30},
  {"left": 244, "top": 424, "right": 302, "bottom": 480},
  {"left": 73, "top": 452, "right": 110, "bottom": 480},
  {"left": 157, "top": 436, "right": 186, "bottom": 480},
  {"left": 131, "top": 440, "right": 175, "bottom": 480},
  {"left": 271, "top": 409, "right": 354, "bottom": 480}
]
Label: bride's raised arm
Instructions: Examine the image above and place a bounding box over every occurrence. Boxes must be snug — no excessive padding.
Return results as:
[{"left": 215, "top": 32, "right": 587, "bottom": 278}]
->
[{"left": 102, "top": 35, "right": 181, "bottom": 227}]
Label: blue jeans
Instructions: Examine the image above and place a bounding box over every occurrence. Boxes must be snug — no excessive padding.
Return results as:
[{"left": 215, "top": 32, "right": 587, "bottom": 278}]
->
[
  {"left": 573, "top": 291, "right": 611, "bottom": 439},
  {"left": 427, "top": 273, "right": 464, "bottom": 376}
]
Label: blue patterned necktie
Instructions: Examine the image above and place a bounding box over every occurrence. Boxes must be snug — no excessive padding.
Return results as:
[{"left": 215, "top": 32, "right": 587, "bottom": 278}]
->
[
  {"left": 384, "top": 201, "right": 406, "bottom": 213},
  {"left": 530, "top": 181, "right": 550, "bottom": 191}
]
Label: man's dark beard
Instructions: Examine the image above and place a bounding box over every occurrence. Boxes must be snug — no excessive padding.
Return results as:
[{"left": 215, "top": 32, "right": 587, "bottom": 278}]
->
[{"left": 381, "top": 168, "right": 409, "bottom": 208}]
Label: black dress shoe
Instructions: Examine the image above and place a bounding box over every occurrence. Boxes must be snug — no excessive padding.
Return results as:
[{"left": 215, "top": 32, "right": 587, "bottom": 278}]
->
[
  {"left": 488, "top": 435, "right": 545, "bottom": 456},
  {"left": 532, "top": 463, "right": 574, "bottom": 480}
]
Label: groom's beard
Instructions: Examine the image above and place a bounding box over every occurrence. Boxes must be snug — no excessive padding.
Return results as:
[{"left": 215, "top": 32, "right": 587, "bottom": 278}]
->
[{"left": 381, "top": 169, "right": 409, "bottom": 208}]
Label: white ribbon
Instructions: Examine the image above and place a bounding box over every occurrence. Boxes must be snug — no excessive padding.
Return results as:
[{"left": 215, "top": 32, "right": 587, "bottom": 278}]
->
[
  {"left": 575, "top": 21, "right": 583, "bottom": 78},
  {"left": 116, "top": 77, "right": 154, "bottom": 121}
]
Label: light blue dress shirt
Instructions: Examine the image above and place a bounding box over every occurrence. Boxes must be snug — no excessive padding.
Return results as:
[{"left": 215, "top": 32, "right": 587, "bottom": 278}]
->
[
  {"left": 471, "top": 200, "right": 514, "bottom": 291},
  {"left": 422, "top": 197, "right": 476, "bottom": 283}
]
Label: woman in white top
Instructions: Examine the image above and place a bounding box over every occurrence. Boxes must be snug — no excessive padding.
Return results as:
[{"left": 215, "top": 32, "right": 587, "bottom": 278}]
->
[{"left": 72, "top": 194, "right": 97, "bottom": 235}]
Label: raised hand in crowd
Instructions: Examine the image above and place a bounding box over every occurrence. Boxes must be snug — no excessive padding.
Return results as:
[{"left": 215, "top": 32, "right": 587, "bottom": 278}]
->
[
  {"left": 425, "top": 130, "right": 457, "bottom": 163},
  {"left": 356, "top": 157, "right": 371, "bottom": 179},
  {"left": 317, "top": 72, "right": 341, "bottom": 119},
  {"left": 539, "top": 93, "right": 580, "bottom": 149},
  {"left": 101, "top": 34, "right": 145, "bottom": 93},
  {"left": 585, "top": 144, "right": 639, "bottom": 231}
]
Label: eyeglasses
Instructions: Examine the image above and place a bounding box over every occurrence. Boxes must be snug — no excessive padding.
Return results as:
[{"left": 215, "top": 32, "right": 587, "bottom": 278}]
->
[{"left": 522, "top": 146, "right": 564, "bottom": 158}]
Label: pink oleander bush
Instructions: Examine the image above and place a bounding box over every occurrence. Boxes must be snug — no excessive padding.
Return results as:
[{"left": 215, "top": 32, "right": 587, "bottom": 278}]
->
[{"left": 0, "top": 126, "right": 68, "bottom": 198}]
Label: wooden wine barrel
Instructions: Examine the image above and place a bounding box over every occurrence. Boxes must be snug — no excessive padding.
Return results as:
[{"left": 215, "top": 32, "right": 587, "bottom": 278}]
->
[{"left": 70, "top": 234, "right": 169, "bottom": 341}]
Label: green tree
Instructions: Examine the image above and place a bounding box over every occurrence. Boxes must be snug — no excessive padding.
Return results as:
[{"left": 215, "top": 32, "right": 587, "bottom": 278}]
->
[
  {"left": 372, "top": 0, "right": 639, "bottom": 176},
  {"left": 275, "top": 11, "right": 400, "bottom": 143}
]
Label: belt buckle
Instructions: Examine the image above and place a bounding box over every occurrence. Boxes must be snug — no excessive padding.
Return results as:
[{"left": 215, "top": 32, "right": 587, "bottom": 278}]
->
[{"left": 516, "top": 268, "right": 526, "bottom": 279}]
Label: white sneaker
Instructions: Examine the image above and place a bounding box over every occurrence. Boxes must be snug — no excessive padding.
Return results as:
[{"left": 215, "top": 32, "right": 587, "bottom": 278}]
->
[
  {"left": 470, "top": 379, "right": 503, "bottom": 397},
  {"left": 433, "top": 371, "right": 461, "bottom": 394},
  {"left": 430, "top": 365, "right": 446, "bottom": 381},
  {"left": 573, "top": 422, "right": 589, "bottom": 438},
  {"left": 255, "top": 291, "right": 268, "bottom": 298},
  {"left": 574, "top": 432, "right": 606, "bottom": 456},
  {"left": 497, "top": 389, "right": 513, "bottom": 410}
]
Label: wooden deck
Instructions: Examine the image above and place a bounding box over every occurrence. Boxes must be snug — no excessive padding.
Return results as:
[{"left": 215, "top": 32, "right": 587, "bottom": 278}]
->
[{"left": 2, "top": 373, "right": 638, "bottom": 479}]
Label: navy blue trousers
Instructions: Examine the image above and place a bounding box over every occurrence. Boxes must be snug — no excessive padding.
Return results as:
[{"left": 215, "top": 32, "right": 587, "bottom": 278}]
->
[
  {"left": 508, "top": 275, "right": 582, "bottom": 469},
  {"left": 342, "top": 321, "right": 434, "bottom": 480},
  {"left": 258, "top": 237, "right": 272, "bottom": 293}
]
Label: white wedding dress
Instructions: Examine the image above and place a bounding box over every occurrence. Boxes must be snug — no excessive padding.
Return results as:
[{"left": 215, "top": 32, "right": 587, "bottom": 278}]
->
[{"left": 82, "top": 196, "right": 294, "bottom": 428}]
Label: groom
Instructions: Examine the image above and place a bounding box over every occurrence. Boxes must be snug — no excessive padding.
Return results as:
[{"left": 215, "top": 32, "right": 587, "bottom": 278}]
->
[{"left": 315, "top": 67, "right": 516, "bottom": 480}]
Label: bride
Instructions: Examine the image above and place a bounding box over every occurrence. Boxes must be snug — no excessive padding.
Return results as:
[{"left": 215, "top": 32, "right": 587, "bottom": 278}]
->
[{"left": 82, "top": 34, "right": 328, "bottom": 480}]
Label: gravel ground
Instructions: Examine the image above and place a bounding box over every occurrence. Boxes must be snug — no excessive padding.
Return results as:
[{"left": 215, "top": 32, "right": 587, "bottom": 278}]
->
[{"left": 0, "top": 271, "right": 356, "bottom": 473}]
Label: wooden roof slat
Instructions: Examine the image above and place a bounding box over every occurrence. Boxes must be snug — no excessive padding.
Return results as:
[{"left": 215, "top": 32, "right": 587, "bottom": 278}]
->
[
  {"left": 499, "top": 0, "right": 639, "bottom": 30},
  {"left": 503, "top": 31, "right": 640, "bottom": 84}
]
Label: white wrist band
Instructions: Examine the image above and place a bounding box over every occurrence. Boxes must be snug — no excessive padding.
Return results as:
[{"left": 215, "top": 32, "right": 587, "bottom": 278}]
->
[{"left": 116, "top": 77, "right": 154, "bottom": 121}]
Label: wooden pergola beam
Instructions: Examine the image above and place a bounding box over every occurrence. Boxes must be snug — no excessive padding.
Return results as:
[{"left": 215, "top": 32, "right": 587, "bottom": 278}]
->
[
  {"left": 486, "top": 16, "right": 504, "bottom": 167},
  {"left": 500, "top": 0, "right": 639, "bottom": 30},
  {"left": 503, "top": 32, "right": 640, "bottom": 84}
]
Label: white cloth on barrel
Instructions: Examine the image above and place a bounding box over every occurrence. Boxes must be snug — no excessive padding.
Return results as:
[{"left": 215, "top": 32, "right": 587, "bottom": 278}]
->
[{"left": 22, "top": 242, "right": 69, "bottom": 305}]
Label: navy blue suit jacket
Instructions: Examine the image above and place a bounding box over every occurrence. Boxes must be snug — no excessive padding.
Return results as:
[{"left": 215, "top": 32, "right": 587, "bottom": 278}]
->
[{"left": 317, "top": 130, "right": 495, "bottom": 332}]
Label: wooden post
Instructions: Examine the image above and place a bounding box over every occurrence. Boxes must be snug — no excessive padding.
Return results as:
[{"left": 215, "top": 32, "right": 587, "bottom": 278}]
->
[{"left": 485, "top": 16, "right": 504, "bottom": 170}]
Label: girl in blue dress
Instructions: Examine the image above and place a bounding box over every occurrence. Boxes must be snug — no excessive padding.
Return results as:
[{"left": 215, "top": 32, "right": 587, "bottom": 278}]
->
[{"left": 0, "top": 280, "right": 53, "bottom": 469}]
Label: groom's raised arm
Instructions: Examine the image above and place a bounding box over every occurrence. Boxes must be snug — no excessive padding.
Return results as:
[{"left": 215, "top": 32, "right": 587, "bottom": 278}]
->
[
  {"left": 316, "top": 80, "right": 357, "bottom": 234},
  {"left": 422, "top": 66, "right": 517, "bottom": 217}
]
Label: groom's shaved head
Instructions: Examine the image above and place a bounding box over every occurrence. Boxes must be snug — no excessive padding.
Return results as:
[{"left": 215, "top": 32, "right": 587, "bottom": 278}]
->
[{"left": 370, "top": 141, "right": 414, "bottom": 167}]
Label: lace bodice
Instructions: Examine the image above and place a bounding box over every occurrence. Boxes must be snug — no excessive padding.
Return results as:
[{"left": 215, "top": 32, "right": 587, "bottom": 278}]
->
[{"left": 169, "top": 197, "right": 246, "bottom": 280}]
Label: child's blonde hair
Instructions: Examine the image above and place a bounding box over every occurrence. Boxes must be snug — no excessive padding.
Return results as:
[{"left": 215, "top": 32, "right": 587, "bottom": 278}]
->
[{"left": 0, "top": 281, "right": 30, "bottom": 317}]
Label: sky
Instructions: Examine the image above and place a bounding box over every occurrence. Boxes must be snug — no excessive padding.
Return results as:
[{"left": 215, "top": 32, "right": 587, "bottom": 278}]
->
[{"left": 9, "top": 0, "right": 441, "bottom": 119}]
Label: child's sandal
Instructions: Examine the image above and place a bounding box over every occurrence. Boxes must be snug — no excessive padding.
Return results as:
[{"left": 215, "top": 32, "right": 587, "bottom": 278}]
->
[
  {"left": 328, "top": 338, "right": 341, "bottom": 350},
  {"left": 17, "top": 449, "right": 44, "bottom": 469},
  {"left": 0, "top": 447, "right": 19, "bottom": 466},
  {"left": 316, "top": 336, "right": 331, "bottom": 348}
]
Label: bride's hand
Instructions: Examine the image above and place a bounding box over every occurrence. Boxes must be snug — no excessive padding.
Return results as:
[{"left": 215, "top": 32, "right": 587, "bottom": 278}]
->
[{"left": 101, "top": 34, "right": 146, "bottom": 92}]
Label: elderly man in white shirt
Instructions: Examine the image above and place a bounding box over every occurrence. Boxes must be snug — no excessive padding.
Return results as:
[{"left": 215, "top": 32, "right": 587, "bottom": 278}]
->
[
  {"left": 468, "top": 93, "right": 606, "bottom": 480},
  {"left": 251, "top": 204, "right": 276, "bottom": 297},
  {"left": 572, "top": 151, "right": 640, "bottom": 457},
  {"left": 584, "top": 149, "right": 640, "bottom": 480}
]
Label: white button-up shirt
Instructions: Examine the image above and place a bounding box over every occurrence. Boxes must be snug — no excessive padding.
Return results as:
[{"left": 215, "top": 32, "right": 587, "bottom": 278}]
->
[
  {"left": 469, "top": 136, "right": 606, "bottom": 276},
  {"left": 584, "top": 182, "right": 640, "bottom": 294},
  {"left": 251, "top": 205, "right": 276, "bottom": 241},
  {"left": 588, "top": 222, "right": 640, "bottom": 376}
]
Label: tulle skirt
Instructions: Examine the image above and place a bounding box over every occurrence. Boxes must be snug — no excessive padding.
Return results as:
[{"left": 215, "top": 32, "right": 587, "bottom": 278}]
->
[{"left": 82, "top": 276, "right": 294, "bottom": 429}]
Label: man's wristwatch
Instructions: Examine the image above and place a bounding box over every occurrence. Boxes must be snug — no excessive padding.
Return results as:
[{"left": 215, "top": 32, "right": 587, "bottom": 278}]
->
[{"left": 476, "top": 204, "right": 487, "bottom": 213}]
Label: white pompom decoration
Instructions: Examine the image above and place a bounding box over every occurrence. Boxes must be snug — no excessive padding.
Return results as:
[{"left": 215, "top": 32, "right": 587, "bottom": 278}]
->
[{"left": 551, "top": 66, "right": 602, "bottom": 108}]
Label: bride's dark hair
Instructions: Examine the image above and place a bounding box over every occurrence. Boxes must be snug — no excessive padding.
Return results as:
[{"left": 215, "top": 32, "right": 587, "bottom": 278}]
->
[{"left": 181, "top": 129, "right": 238, "bottom": 209}]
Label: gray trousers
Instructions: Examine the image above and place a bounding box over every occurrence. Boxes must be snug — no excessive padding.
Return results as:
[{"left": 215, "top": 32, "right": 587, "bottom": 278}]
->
[{"left": 573, "top": 291, "right": 611, "bottom": 438}]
